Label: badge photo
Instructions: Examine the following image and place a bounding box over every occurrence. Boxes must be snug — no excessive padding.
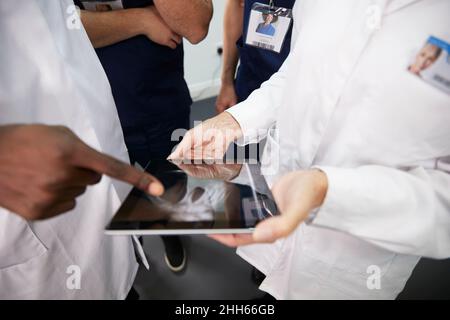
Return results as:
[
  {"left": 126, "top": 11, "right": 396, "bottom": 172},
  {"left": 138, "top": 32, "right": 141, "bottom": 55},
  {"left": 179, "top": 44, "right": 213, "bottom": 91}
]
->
[
  {"left": 408, "top": 36, "right": 450, "bottom": 95},
  {"left": 245, "top": 2, "right": 293, "bottom": 53}
]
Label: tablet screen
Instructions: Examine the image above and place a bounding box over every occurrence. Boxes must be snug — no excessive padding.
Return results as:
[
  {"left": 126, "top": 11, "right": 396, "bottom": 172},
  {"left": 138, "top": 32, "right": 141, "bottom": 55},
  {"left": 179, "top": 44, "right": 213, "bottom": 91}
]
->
[{"left": 105, "top": 160, "right": 278, "bottom": 235}]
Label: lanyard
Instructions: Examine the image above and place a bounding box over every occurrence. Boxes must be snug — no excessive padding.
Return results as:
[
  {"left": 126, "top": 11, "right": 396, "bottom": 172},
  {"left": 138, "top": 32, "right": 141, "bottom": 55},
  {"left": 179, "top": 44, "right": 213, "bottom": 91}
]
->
[{"left": 269, "top": 0, "right": 275, "bottom": 10}]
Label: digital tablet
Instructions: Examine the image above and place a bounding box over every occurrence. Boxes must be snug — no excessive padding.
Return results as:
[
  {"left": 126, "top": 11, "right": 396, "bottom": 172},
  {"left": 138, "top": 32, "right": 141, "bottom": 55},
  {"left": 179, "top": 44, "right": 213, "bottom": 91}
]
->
[{"left": 105, "top": 160, "right": 279, "bottom": 235}]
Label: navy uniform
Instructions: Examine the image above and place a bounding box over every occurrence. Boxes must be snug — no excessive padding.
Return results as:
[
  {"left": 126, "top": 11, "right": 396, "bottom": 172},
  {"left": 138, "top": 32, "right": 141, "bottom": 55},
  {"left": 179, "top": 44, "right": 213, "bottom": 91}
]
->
[
  {"left": 76, "top": 0, "right": 191, "bottom": 274},
  {"left": 77, "top": 0, "right": 192, "bottom": 167}
]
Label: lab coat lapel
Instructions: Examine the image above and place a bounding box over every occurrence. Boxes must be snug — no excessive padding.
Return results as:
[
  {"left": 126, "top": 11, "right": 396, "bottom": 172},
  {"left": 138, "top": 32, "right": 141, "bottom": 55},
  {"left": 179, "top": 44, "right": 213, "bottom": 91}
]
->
[
  {"left": 295, "top": 0, "right": 389, "bottom": 169},
  {"left": 385, "top": 0, "right": 424, "bottom": 15},
  {"left": 0, "top": 0, "right": 137, "bottom": 298}
]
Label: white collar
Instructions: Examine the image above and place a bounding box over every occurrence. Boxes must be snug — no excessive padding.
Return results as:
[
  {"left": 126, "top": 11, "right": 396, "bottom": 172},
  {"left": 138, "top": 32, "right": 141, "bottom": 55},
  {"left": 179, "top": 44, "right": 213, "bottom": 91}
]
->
[{"left": 385, "top": 0, "right": 424, "bottom": 15}]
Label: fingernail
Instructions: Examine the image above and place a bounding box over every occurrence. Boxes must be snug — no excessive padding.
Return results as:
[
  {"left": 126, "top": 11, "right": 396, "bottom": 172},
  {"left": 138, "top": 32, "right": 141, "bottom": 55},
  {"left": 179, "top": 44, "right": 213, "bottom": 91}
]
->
[
  {"left": 148, "top": 183, "right": 164, "bottom": 196},
  {"left": 253, "top": 227, "right": 274, "bottom": 242}
]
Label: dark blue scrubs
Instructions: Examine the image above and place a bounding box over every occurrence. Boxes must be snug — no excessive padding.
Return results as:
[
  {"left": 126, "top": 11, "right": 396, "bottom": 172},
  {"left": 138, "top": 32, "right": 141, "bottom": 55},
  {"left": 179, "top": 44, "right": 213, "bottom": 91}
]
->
[
  {"left": 76, "top": 0, "right": 192, "bottom": 167},
  {"left": 235, "top": 0, "right": 295, "bottom": 102}
]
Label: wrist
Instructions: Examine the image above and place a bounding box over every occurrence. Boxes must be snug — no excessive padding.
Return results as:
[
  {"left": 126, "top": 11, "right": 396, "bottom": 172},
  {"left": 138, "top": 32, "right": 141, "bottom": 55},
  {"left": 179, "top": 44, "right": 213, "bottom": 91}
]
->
[
  {"left": 310, "top": 169, "right": 328, "bottom": 208},
  {"left": 133, "top": 7, "right": 155, "bottom": 36},
  {"left": 221, "top": 111, "right": 243, "bottom": 141},
  {"left": 0, "top": 124, "right": 21, "bottom": 142},
  {"left": 221, "top": 79, "right": 235, "bottom": 87},
  {"left": 221, "top": 70, "right": 236, "bottom": 85}
]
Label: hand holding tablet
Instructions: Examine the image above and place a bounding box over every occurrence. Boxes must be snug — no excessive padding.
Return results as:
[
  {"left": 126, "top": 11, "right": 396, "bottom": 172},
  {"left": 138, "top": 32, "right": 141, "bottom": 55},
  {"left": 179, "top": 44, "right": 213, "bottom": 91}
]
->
[{"left": 210, "top": 169, "right": 329, "bottom": 246}]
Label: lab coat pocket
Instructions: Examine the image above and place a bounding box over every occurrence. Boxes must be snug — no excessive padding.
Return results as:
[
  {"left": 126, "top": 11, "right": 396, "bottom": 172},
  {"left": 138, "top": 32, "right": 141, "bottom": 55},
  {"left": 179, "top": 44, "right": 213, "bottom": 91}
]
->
[
  {"left": 300, "top": 225, "right": 395, "bottom": 277},
  {"left": 0, "top": 210, "right": 48, "bottom": 271}
]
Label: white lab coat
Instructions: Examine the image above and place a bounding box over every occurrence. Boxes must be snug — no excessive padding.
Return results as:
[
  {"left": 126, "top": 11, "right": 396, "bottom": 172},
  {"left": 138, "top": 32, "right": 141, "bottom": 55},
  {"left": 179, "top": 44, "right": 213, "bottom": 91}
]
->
[
  {"left": 227, "top": 0, "right": 450, "bottom": 299},
  {"left": 0, "top": 0, "right": 139, "bottom": 299}
]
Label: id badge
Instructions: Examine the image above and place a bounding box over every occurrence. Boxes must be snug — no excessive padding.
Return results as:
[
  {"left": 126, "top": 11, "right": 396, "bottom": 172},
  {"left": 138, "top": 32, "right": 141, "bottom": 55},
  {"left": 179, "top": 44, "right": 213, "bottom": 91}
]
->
[
  {"left": 408, "top": 36, "right": 450, "bottom": 95},
  {"left": 245, "top": 2, "right": 293, "bottom": 53},
  {"left": 81, "top": 0, "right": 124, "bottom": 11}
]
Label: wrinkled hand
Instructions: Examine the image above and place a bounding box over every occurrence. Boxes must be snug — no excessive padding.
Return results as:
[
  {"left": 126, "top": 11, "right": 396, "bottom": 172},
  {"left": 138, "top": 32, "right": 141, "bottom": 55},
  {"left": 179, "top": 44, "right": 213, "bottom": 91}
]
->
[
  {"left": 0, "top": 125, "right": 164, "bottom": 220},
  {"left": 139, "top": 6, "right": 182, "bottom": 49},
  {"left": 209, "top": 170, "right": 328, "bottom": 246},
  {"left": 175, "top": 162, "right": 242, "bottom": 181},
  {"left": 168, "top": 112, "right": 242, "bottom": 162},
  {"left": 216, "top": 82, "right": 238, "bottom": 114}
]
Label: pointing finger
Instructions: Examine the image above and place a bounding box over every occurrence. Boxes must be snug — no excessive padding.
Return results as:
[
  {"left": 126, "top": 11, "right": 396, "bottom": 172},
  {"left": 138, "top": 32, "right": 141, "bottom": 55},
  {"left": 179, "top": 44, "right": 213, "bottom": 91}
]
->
[{"left": 73, "top": 142, "right": 164, "bottom": 196}]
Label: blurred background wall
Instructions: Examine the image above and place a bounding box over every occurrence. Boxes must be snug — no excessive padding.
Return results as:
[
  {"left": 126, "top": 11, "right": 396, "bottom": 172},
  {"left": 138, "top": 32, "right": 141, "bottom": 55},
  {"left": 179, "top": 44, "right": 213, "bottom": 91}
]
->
[{"left": 184, "top": 0, "right": 226, "bottom": 101}]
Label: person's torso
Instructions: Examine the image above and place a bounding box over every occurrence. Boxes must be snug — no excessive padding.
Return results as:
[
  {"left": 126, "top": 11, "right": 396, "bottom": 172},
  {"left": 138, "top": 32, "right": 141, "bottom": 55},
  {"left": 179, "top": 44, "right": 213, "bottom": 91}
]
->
[
  {"left": 235, "top": 0, "right": 295, "bottom": 101},
  {"left": 78, "top": 0, "right": 192, "bottom": 127},
  {"left": 0, "top": 0, "right": 137, "bottom": 299},
  {"left": 266, "top": 0, "right": 450, "bottom": 181},
  {"left": 250, "top": 0, "right": 450, "bottom": 299}
]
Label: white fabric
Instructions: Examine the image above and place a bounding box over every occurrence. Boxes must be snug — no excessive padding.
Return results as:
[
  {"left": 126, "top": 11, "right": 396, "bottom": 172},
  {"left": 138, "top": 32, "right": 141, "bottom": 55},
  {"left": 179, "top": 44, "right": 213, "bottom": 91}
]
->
[
  {"left": 227, "top": 0, "right": 450, "bottom": 299},
  {"left": 0, "top": 0, "right": 138, "bottom": 299}
]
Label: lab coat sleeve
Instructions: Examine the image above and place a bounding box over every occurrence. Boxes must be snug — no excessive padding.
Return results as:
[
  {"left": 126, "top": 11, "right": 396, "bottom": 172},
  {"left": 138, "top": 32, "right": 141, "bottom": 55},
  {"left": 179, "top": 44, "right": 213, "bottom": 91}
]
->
[
  {"left": 312, "top": 160, "right": 450, "bottom": 259},
  {"left": 226, "top": 52, "right": 292, "bottom": 145}
]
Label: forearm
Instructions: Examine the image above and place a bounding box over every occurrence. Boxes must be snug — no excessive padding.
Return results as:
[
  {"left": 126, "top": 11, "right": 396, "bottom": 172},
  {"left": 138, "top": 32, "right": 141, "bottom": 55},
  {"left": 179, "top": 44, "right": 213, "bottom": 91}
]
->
[
  {"left": 221, "top": 0, "right": 244, "bottom": 85},
  {"left": 79, "top": 9, "right": 143, "bottom": 48},
  {"left": 312, "top": 164, "right": 450, "bottom": 259},
  {"left": 153, "top": 0, "right": 213, "bottom": 44}
]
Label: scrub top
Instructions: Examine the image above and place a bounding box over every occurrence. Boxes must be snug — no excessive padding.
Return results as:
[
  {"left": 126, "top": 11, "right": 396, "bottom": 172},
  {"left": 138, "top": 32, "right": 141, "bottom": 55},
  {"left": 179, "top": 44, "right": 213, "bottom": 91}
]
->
[
  {"left": 235, "top": 0, "right": 295, "bottom": 102},
  {"left": 76, "top": 0, "right": 192, "bottom": 163},
  {"left": 255, "top": 23, "right": 276, "bottom": 36}
]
